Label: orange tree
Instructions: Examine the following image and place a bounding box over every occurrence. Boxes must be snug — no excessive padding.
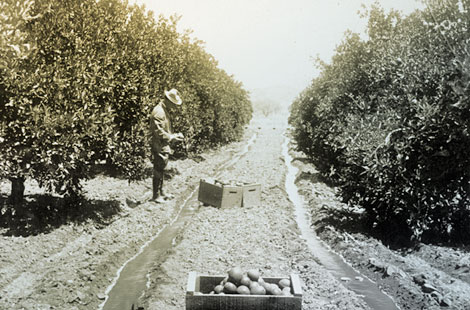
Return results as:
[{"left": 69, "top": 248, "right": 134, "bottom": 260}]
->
[
  {"left": 171, "top": 36, "right": 252, "bottom": 154},
  {"left": 0, "top": 0, "right": 252, "bottom": 203},
  {"left": 290, "top": 0, "right": 470, "bottom": 244}
]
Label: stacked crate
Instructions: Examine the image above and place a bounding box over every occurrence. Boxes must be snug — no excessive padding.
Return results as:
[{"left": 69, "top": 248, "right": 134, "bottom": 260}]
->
[{"left": 198, "top": 179, "right": 261, "bottom": 208}]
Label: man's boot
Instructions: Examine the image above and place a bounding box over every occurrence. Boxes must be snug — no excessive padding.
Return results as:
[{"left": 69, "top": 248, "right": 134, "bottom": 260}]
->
[{"left": 152, "top": 171, "right": 166, "bottom": 203}]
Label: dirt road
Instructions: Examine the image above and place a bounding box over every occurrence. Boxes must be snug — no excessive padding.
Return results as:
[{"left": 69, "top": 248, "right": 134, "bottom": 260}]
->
[
  {"left": 140, "top": 113, "right": 369, "bottom": 310},
  {"left": 1, "top": 112, "right": 469, "bottom": 310}
]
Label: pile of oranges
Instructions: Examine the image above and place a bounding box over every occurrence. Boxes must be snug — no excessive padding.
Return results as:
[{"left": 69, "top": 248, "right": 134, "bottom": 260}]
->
[{"left": 210, "top": 267, "right": 292, "bottom": 296}]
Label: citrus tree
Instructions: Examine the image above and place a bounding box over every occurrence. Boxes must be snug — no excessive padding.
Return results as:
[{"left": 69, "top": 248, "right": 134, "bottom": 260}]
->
[
  {"left": 0, "top": 0, "right": 252, "bottom": 203},
  {"left": 289, "top": 0, "right": 470, "bottom": 244}
]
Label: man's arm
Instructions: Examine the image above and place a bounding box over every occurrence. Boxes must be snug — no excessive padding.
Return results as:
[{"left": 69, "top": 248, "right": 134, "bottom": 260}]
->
[{"left": 151, "top": 109, "right": 173, "bottom": 143}]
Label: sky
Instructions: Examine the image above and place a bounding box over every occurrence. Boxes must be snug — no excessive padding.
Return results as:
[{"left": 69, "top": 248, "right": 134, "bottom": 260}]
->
[{"left": 131, "top": 0, "right": 424, "bottom": 104}]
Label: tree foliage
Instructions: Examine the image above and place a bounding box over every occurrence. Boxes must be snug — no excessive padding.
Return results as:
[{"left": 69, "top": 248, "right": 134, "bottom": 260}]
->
[
  {"left": 0, "top": 0, "right": 252, "bottom": 200},
  {"left": 289, "top": 0, "right": 470, "bottom": 244}
]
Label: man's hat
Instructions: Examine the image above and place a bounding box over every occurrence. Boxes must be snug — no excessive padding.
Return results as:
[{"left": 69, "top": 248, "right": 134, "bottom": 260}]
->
[{"left": 164, "top": 89, "right": 182, "bottom": 105}]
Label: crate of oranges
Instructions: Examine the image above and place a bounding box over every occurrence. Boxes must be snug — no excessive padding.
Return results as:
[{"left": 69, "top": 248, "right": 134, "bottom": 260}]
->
[{"left": 186, "top": 267, "right": 302, "bottom": 310}]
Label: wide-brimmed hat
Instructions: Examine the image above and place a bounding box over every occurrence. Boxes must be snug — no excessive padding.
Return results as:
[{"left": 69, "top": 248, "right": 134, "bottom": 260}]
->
[{"left": 164, "top": 88, "right": 182, "bottom": 105}]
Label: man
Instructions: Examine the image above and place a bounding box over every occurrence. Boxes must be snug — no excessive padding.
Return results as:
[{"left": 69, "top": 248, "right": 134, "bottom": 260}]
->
[{"left": 149, "top": 88, "right": 184, "bottom": 203}]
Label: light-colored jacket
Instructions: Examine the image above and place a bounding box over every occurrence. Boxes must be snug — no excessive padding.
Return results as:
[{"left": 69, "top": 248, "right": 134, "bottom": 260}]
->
[{"left": 150, "top": 101, "right": 173, "bottom": 157}]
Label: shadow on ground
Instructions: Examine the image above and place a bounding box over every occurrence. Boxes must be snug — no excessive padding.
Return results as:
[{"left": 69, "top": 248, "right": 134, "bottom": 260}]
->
[
  {"left": 292, "top": 156, "right": 312, "bottom": 164},
  {"left": 314, "top": 204, "right": 367, "bottom": 235},
  {"left": 295, "top": 170, "right": 325, "bottom": 184},
  {"left": 292, "top": 157, "right": 336, "bottom": 187},
  {"left": 313, "top": 204, "right": 419, "bottom": 249},
  {"left": 0, "top": 194, "right": 121, "bottom": 237}
]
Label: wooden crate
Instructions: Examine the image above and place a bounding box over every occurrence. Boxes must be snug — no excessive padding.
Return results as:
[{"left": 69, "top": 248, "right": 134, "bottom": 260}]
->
[
  {"left": 186, "top": 272, "right": 302, "bottom": 310},
  {"left": 197, "top": 179, "right": 243, "bottom": 208},
  {"left": 242, "top": 183, "right": 261, "bottom": 207}
]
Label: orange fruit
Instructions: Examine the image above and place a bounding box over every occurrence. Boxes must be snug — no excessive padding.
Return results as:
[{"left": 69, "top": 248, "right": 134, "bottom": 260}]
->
[
  {"left": 278, "top": 278, "right": 291, "bottom": 289},
  {"left": 228, "top": 267, "right": 244, "bottom": 285},
  {"left": 282, "top": 287, "right": 292, "bottom": 296},
  {"left": 240, "top": 275, "right": 252, "bottom": 286},
  {"left": 272, "top": 287, "right": 282, "bottom": 295},
  {"left": 224, "top": 282, "right": 237, "bottom": 294},
  {"left": 237, "top": 285, "right": 251, "bottom": 295},
  {"left": 214, "top": 285, "right": 224, "bottom": 294},
  {"left": 250, "top": 284, "right": 266, "bottom": 295},
  {"left": 247, "top": 269, "right": 260, "bottom": 281}
]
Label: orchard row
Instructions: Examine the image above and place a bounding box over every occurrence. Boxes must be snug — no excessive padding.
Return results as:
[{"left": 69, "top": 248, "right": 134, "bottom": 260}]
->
[
  {"left": 0, "top": 0, "right": 252, "bottom": 201},
  {"left": 289, "top": 0, "right": 470, "bottom": 244}
]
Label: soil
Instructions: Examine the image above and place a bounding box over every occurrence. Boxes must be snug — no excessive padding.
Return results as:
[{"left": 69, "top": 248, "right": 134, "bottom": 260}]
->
[
  {"left": 292, "top": 152, "right": 470, "bottom": 310},
  {"left": 0, "top": 112, "right": 469, "bottom": 310}
]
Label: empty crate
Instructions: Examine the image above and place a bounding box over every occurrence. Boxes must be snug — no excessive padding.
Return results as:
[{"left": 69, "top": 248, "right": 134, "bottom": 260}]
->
[
  {"left": 198, "top": 179, "right": 243, "bottom": 208},
  {"left": 242, "top": 183, "right": 261, "bottom": 207}
]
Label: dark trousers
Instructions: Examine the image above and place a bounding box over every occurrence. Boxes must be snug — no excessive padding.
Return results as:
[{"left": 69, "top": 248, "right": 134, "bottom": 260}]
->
[{"left": 152, "top": 153, "right": 168, "bottom": 199}]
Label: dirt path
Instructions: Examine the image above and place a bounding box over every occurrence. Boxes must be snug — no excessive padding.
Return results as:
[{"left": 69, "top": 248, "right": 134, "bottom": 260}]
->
[
  {"left": 0, "top": 113, "right": 369, "bottom": 310},
  {"left": 140, "top": 113, "right": 369, "bottom": 310},
  {"left": 0, "top": 119, "right": 259, "bottom": 310},
  {"left": 1, "top": 112, "right": 468, "bottom": 310}
]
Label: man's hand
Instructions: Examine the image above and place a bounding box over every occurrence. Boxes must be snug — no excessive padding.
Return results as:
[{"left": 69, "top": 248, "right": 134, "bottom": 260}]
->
[{"left": 172, "top": 132, "right": 184, "bottom": 142}]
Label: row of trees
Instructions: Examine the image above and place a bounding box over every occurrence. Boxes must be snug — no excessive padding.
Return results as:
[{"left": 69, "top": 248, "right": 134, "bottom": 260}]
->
[
  {"left": 289, "top": 0, "right": 470, "bottom": 244},
  {"left": 0, "top": 0, "right": 252, "bottom": 202}
]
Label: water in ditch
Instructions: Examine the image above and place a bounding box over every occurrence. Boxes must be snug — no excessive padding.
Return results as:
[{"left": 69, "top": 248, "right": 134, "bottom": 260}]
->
[
  {"left": 99, "top": 133, "right": 258, "bottom": 310},
  {"left": 282, "top": 129, "right": 400, "bottom": 310}
]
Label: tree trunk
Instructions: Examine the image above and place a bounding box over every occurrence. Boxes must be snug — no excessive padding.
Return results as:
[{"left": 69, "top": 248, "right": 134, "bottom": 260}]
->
[{"left": 10, "top": 177, "right": 25, "bottom": 204}]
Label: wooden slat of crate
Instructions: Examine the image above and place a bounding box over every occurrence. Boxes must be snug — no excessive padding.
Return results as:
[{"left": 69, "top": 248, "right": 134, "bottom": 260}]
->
[
  {"left": 242, "top": 183, "right": 261, "bottom": 207},
  {"left": 186, "top": 272, "right": 302, "bottom": 310},
  {"left": 197, "top": 180, "right": 243, "bottom": 208}
]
